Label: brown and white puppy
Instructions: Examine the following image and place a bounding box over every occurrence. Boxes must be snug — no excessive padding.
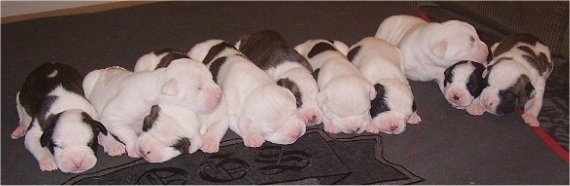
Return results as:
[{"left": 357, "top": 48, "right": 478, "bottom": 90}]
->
[
  {"left": 295, "top": 39, "right": 376, "bottom": 134},
  {"left": 188, "top": 39, "right": 306, "bottom": 147},
  {"left": 375, "top": 15, "right": 488, "bottom": 82},
  {"left": 236, "top": 30, "right": 322, "bottom": 126},
  {"left": 82, "top": 57, "right": 222, "bottom": 158},
  {"left": 468, "top": 33, "right": 554, "bottom": 127},
  {"left": 440, "top": 60, "right": 487, "bottom": 109},
  {"left": 347, "top": 37, "right": 421, "bottom": 134},
  {"left": 134, "top": 49, "right": 229, "bottom": 158},
  {"left": 13, "top": 63, "right": 108, "bottom": 173}
]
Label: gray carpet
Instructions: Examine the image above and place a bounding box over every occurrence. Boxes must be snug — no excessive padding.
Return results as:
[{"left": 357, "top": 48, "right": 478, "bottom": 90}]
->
[{"left": 1, "top": 1, "right": 568, "bottom": 184}]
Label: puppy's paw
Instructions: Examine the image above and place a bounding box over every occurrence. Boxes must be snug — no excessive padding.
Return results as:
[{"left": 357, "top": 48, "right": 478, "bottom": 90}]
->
[
  {"left": 201, "top": 142, "right": 220, "bottom": 153},
  {"left": 39, "top": 157, "right": 58, "bottom": 172},
  {"left": 11, "top": 125, "right": 28, "bottom": 139},
  {"left": 243, "top": 135, "right": 265, "bottom": 148},
  {"left": 103, "top": 140, "right": 126, "bottom": 156},
  {"left": 324, "top": 124, "right": 341, "bottom": 134},
  {"left": 365, "top": 124, "right": 380, "bottom": 134},
  {"left": 522, "top": 113, "right": 540, "bottom": 127},
  {"left": 126, "top": 145, "right": 141, "bottom": 158},
  {"left": 466, "top": 104, "right": 485, "bottom": 116},
  {"left": 407, "top": 112, "right": 422, "bottom": 125}
]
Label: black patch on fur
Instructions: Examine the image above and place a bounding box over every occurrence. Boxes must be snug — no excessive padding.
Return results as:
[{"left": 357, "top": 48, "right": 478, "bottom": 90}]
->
[
  {"left": 496, "top": 75, "right": 535, "bottom": 115},
  {"left": 466, "top": 62, "right": 487, "bottom": 97},
  {"left": 312, "top": 68, "right": 321, "bottom": 80},
  {"left": 443, "top": 60, "right": 469, "bottom": 87},
  {"left": 143, "top": 105, "right": 161, "bottom": 132},
  {"left": 209, "top": 56, "right": 227, "bottom": 83},
  {"left": 203, "top": 42, "right": 236, "bottom": 65},
  {"left": 19, "top": 63, "right": 85, "bottom": 117},
  {"left": 152, "top": 48, "right": 178, "bottom": 55},
  {"left": 82, "top": 112, "right": 108, "bottom": 154},
  {"left": 171, "top": 137, "right": 191, "bottom": 154},
  {"left": 155, "top": 50, "right": 190, "bottom": 69},
  {"left": 347, "top": 46, "right": 361, "bottom": 62},
  {"left": 307, "top": 42, "right": 337, "bottom": 58},
  {"left": 369, "top": 84, "right": 390, "bottom": 118},
  {"left": 40, "top": 113, "right": 62, "bottom": 154},
  {"left": 239, "top": 30, "right": 313, "bottom": 72},
  {"left": 277, "top": 78, "right": 303, "bottom": 108}
]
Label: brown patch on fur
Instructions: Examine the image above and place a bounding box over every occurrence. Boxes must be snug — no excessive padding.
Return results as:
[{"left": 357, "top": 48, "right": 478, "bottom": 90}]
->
[
  {"left": 518, "top": 46, "right": 552, "bottom": 76},
  {"left": 143, "top": 105, "right": 161, "bottom": 132},
  {"left": 492, "top": 33, "right": 544, "bottom": 58},
  {"left": 512, "top": 75, "right": 535, "bottom": 107}
]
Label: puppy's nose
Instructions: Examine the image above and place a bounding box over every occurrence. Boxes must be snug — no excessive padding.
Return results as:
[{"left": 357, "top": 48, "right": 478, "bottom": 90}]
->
[
  {"left": 453, "top": 95, "right": 460, "bottom": 100},
  {"left": 390, "top": 125, "right": 398, "bottom": 131}
]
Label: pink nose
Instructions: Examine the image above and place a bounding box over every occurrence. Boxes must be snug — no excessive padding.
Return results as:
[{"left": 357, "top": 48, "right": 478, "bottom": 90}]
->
[{"left": 71, "top": 156, "right": 85, "bottom": 170}]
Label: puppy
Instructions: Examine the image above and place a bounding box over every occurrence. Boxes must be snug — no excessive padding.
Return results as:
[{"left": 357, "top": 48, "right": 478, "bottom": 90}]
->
[
  {"left": 82, "top": 58, "right": 222, "bottom": 158},
  {"left": 295, "top": 39, "right": 376, "bottom": 134},
  {"left": 468, "top": 33, "right": 554, "bottom": 127},
  {"left": 188, "top": 39, "right": 306, "bottom": 147},
  {"left": 134, "top": 49, "right": 229, "bottom": 156},
  {"left": 375, "top": 15, "right": 489, "bottom": 82},
  {"left": 13, "top": 62, "right": 108, "bottom": 173},
  {"left": 236, "top": 30, "right": 322, "bottom": 126},
  {"left": 440, "top": 60, "right": 487, "bottom": 109},
  {"left": 347, "top": 37, "right": 421, "bottom": 134}
]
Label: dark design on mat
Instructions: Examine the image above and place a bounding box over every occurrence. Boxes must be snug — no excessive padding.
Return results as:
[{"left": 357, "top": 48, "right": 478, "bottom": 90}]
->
[
  {"left": 539, "top": 77, "right": 569, "bottom": 151},
  {"left": 63, "top": 129, "right": 423, "bottom": 184}
]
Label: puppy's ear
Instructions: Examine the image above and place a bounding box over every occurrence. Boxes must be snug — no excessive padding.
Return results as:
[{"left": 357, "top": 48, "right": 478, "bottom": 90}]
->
[
  {"left": 368, "top": 84, "right": 377, "bottom": 101},
  {"left": 432, "top": 40, "right": 448, "bottom": 58},
  {"left": 161, "top": 79, "right": 179, "bottom": 96},
  {"left": 82, "top": 112, "right": 108, "bottom": 136},
  {"left": 490, "top": 42, "right": 500, "bottom": 55},
  {"left": 40, "top": 113, "right": 61, "bottom": 148}
]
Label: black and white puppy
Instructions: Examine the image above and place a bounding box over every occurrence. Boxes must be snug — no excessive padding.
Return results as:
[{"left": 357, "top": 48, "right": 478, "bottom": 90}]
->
[
  {"left": 295, "top": 39, "right": 376, "bottom": 134},
  {"left": 468, "top": 33, "right": 554, "bottom": 127},
  {"left": 236, "top": 30, "right": 322, "bottom": 126},
  {"left": 347, "top": 37, "right": 421, "bottom": 134},
  {"left": 440, "top": 60, "right": 487, "bottom": 109},
  {"left": 12, "top": 63, "right": 108, "bottom": 173},
  {"left": 188, "top": 39, "right": 306, "bottom": 148}
]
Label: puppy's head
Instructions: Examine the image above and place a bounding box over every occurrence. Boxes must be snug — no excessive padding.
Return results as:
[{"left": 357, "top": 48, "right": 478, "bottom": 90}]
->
[
  {"left": 246, "top": 86, "right": 306, "bottom": 144},
  {"left": 318, "top": 77, "right": 375, "bottom": 134},
  {"left": 479, "top": 62, "right": 535, "bottom": 115},
  {"left": 134, "top": 49, "right": 188, "bottom": 72},
  {"left": 40, "top": 109, "right": 108, "bottom": 173},
  {"left": 160, "top": 58, "right": 222, "bottom": 114},
  {"left": 276, "top": 69, "right": 323, "bottom": 126},
  {"left": 429, "top": 20, "right": 489, "bottom": 64},
  {"left": 369, "top": 82, "right": 415, "bottom": 134},
  {"left": 136, "top": 105, "right": 203, "bottom": 163},
  {"left": 441, "top": 60, "right": 487, "bottom": 108}
]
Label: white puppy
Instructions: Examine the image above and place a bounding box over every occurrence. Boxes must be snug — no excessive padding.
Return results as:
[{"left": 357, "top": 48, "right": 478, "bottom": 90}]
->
[
  {"left": 375, "top": 15, "right": 489, "bottom": 82},
  {"left": 347, "top": 37, "right": 421, "bottom": 134},
  {"left": 295, "top": 39, "right": 376, "bottom": 134},
  {"left": 468, "top": 33, "right": 553, "bottom": 127},
  {"left": 440, "top": 60, "right": 487, "bottom": 109},
  {"left": 236, "top": 30, "right": 322, "bottom": 126},
  {"left": 188, "top": 39, "right": 306, "bottom": 147},
  {"left": 82, "top": 58, "right": 222, "bottom": 158},
  {"left": 13, "top": 63, "right": 108, "bottom": 173},
  {"left": 134, "top": 49, "right": 229, "bottom": 157}
]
